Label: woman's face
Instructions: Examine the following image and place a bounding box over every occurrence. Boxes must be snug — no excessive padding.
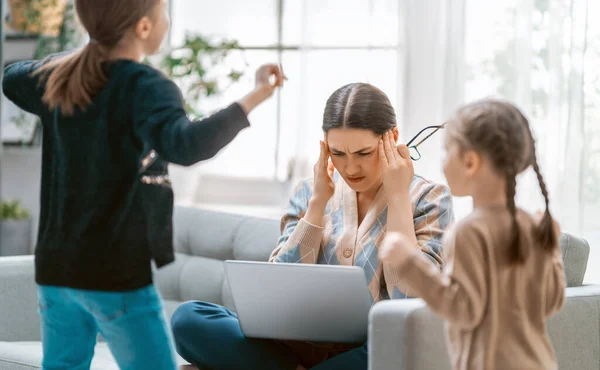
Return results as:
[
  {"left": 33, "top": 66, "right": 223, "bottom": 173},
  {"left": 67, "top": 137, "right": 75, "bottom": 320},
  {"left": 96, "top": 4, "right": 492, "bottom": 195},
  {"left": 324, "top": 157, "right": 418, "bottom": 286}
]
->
[{"left": 327, "top": 128, "right": 398, "bottom": 193}]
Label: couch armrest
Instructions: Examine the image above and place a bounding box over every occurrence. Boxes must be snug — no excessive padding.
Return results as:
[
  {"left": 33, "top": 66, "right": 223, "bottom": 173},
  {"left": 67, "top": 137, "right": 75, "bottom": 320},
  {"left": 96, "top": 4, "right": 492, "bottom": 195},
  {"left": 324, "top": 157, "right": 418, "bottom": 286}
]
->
[
  {"left": 369, "top": 299, "right": 451, "bottom": 370},
  {"left": 369, "top": 285, "right": 600, "bottom": 370},
  {"left": 0, "top": 256, "right": 40, "bottom": 341},
  {"left": 560, "top": 233, "right": 590, "bottom": 287}
]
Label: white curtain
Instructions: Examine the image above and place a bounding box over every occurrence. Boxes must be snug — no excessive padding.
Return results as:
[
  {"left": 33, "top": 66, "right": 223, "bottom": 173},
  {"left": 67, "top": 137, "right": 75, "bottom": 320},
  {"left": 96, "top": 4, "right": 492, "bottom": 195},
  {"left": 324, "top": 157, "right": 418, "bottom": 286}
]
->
[
  {"left": 398, "top": 0, "right": 591, "bottom": 230},
  {"left": 402, "top": 0, "right": 595, "bottom": 280}
]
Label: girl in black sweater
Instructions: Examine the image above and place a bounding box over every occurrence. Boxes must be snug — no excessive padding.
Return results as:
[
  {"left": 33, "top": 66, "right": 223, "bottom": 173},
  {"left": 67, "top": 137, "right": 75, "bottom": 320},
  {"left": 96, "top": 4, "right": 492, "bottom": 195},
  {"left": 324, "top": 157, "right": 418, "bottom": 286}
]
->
[{"left": 2, "top": 0, "right": 284, "bottom": 368}]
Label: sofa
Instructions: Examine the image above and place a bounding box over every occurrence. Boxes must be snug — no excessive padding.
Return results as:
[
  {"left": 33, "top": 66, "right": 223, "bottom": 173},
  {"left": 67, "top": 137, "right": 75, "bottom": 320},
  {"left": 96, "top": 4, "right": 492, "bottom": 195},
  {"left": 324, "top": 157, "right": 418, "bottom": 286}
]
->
[{"left": 0, "top": 205, "right": 598, "bottom": 369}]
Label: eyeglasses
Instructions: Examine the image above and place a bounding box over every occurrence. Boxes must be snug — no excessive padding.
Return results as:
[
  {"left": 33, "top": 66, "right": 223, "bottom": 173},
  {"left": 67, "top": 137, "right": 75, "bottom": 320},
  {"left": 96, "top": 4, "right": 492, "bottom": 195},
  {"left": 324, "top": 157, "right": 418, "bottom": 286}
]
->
[{"left": 406, "top": 122, "right": 447, "bottom": 161}]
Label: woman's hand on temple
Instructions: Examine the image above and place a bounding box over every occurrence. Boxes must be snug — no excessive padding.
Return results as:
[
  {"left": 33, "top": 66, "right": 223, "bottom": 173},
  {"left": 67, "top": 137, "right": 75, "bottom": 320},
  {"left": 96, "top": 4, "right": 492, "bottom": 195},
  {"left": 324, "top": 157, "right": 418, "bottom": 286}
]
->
[
  {"left": 239, "top": 64, "right": 286, "bottom": 114},
  {"left": 379, "top": 131, "right": 414, "bottom": 202},
  {"left": 311, "top": 140, "right": 336, "bottom": 205},
  {"left": 303, "top": 140, "right": 335, "bottom": 227}
]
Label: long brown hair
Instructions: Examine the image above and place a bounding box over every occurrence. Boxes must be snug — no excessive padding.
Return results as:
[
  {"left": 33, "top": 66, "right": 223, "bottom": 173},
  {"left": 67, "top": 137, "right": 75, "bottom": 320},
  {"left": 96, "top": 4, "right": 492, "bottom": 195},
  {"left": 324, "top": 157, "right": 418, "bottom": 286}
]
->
[
  {"left": 35, "top": 0, "right": 160, "bottom": 115},
  {"left": 322, "top": 83, "right": 397, "bottom": 135},
  {"left": 448, "top": 99, "right": 557, "bottom": 264}
]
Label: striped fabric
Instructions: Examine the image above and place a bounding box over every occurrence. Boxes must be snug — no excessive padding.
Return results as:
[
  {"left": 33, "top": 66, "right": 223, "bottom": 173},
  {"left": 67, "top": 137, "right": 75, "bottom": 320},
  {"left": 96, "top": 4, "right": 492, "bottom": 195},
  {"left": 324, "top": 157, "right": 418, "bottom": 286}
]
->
[{"left": 270, "top": 172, "right": 454, "bottom": 303}]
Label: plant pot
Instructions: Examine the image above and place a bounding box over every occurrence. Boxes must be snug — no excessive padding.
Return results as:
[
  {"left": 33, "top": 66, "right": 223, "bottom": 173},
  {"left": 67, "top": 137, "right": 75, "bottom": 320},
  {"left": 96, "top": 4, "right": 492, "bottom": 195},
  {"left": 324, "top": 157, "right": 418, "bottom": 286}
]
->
[
  {"left": 8, "top": 0, "right": 68, "bottom": 37},
  {"left": 0, "top": 219, "right": 32, "bottom": 256}
]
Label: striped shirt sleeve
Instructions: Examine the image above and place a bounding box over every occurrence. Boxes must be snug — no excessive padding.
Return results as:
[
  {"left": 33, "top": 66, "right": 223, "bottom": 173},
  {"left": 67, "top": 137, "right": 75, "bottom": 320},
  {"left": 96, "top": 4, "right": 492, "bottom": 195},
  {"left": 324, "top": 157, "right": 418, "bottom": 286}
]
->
[
  {"left": 269, "top": 179, "right": 323, "bottom": 264},
  {"left": 384, "top": 181, "right": 454, "bottom": 299},
  {"left": 413, "top": 182, "right": 454, "bottom": 268}
]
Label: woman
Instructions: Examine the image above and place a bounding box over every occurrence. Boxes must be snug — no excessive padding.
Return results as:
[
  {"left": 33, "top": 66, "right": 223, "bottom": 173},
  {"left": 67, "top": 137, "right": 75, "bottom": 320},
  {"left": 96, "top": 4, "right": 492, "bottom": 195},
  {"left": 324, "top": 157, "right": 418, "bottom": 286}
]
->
[{"left": 171, "top": 83, "right": 454, "bottom": 370}]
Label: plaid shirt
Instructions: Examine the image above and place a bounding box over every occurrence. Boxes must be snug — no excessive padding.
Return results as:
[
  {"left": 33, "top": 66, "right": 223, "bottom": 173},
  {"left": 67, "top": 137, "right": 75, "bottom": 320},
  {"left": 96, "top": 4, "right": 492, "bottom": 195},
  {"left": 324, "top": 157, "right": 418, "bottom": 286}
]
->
[{"left": 270, "top": 172, "right": 454, "bottom": 303}]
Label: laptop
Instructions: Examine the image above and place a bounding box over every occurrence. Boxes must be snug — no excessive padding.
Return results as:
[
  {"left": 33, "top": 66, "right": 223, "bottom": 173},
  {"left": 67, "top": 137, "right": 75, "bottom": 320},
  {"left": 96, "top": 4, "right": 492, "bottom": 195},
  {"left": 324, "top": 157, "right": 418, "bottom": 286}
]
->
[{"left": 224, "top": 260, "right": 372, "bottom": 343}]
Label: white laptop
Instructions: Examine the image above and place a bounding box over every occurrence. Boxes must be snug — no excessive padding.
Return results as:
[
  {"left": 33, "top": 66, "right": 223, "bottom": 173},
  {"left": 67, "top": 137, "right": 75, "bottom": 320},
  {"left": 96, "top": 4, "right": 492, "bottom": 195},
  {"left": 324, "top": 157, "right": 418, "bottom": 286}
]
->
[{"left": 224, "top": 260, "right": 372, "bottom": 343}]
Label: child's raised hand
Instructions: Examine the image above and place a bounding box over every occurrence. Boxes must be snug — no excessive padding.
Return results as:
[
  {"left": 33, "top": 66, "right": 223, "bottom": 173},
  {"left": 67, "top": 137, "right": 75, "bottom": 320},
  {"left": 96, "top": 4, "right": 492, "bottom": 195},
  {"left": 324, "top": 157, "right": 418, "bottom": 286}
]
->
[
  {"left": 378, "top": 231, "right": 415, "bottom": 266},
  {"left": 255, "top": 64, "right": 285, "bottom": 96},
  {"left": 238, "top": 64, "right": 286, "bottom": 114}
]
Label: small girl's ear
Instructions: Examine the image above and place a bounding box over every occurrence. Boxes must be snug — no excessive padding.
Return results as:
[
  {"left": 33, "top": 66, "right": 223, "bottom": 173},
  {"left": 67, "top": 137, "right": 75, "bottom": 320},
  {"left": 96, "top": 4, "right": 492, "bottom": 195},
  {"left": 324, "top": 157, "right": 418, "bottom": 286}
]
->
[
  {"left": 463, "top": 149, "right": 482, "bottom": 175},
  {"left": 392, "top": 127, "right": 399, "bottom": 142}
]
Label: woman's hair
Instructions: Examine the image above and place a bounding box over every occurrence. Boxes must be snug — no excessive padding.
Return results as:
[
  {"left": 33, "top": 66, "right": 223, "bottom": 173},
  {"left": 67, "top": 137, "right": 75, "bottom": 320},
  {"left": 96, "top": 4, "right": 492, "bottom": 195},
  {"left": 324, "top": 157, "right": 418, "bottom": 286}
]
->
[
  {"left": 448, "top": 99, "right": 556, "bottom": 264},
  {"left": 322, "top": 83, "right": 396, "bottom": 134},
  {"left": 35, "top": 0, "right": 160, "bottom": 116}
]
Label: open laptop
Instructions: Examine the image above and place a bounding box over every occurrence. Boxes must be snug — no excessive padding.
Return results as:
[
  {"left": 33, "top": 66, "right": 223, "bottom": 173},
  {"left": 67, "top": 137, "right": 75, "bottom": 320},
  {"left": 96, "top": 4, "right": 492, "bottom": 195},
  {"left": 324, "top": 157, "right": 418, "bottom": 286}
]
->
[{"left": 224, "top": 260, "right": 372, "bottom": 343}]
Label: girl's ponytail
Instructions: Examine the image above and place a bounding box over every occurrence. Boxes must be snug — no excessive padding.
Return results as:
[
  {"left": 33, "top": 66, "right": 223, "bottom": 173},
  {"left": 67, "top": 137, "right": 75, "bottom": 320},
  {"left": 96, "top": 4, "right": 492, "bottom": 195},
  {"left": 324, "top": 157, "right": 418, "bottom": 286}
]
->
[
  {"left": 36, "top": 42, "right": 107, "bottom": 115},
  {"left": 33, "top": 0, "right": 161, "bottom": 115}
]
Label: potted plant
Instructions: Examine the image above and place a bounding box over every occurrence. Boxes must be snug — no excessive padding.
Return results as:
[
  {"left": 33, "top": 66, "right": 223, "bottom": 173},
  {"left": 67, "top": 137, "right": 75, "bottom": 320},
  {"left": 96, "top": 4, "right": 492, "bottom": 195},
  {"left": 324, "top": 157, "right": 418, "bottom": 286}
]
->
[
  {"left": 7, "top": 0, "right": 69, "bottom": 38},
  {"left": 0, "top": 200, "right": 32, "bottom": 256},
  {"left": 158, "top": 34, "right": 246, "bottom": 119},
  {"left": 3, "top": 0, "right": 84, "bottom": 146}
]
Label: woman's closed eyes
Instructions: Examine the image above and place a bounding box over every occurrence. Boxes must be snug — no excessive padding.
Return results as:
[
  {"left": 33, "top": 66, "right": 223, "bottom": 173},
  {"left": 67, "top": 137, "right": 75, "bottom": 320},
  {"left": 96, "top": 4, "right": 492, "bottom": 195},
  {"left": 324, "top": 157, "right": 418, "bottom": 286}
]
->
[{"left": 330, "top": 147, "right": 375, "bottom": 157}]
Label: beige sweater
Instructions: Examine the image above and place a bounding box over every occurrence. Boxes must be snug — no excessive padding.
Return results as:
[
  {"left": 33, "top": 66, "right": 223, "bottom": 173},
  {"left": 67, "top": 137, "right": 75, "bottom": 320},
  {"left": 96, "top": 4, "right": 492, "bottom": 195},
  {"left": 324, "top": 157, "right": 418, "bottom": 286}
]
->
[{"left": 390, "top": 206, "right": 566, "bottom": 370}]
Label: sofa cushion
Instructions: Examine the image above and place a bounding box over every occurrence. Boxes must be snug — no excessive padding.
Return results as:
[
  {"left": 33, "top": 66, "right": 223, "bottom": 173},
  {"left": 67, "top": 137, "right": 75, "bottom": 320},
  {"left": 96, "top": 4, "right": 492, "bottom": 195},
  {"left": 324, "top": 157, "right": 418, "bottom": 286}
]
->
[
  {"left": 547, "top": 286, "right": 600, "bottom": 370},
  {"left": 0, "top": 342, "right": 189, "bottom": 370},
  {"left": 155, "top": 206, "right": 280, "bottom": 307}
]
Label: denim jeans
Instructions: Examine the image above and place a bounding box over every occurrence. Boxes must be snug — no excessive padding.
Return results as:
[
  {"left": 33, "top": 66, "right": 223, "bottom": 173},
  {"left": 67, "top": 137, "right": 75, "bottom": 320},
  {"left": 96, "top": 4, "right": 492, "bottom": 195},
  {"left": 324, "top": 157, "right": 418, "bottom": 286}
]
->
[
  {"left": 171, "top": 301, "right": 368, "bottom": 370},
  {"left": 37, "top": 284, "right": 177, "bottom": 370}
]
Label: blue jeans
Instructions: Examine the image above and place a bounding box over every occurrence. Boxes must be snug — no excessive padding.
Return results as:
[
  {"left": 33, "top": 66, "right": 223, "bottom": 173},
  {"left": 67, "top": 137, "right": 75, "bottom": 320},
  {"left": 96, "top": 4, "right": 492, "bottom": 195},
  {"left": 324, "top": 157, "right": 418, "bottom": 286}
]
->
[
  {"left": 37, "top": 284, "right": 177, "bottom": 370},
  {"left": 171, "top": 301, "right": 368, "bottom": 370}
]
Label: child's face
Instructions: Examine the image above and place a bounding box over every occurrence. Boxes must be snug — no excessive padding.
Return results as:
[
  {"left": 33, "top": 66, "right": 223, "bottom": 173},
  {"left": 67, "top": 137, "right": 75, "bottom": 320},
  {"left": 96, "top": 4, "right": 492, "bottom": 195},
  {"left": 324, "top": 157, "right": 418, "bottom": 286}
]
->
[{"left": 442, "top": 136, "right": 470, "bottom": 197}]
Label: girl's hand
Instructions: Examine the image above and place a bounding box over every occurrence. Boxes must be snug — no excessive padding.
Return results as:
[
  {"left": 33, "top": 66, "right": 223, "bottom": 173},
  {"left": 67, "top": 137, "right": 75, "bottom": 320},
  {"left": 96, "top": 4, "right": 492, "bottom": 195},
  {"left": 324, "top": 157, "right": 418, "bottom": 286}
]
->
[
  {"left": 239, "top": 64, "right": 286, "bottom": 114},
  {"left": 311, "top": 140, "right": 336, "bottom": 206},
  {"left": 378, "top": 131, "right": 414, "bottom": 202},
  {"left": 254, "top": 63, "right": 285, "bottom": 97}
]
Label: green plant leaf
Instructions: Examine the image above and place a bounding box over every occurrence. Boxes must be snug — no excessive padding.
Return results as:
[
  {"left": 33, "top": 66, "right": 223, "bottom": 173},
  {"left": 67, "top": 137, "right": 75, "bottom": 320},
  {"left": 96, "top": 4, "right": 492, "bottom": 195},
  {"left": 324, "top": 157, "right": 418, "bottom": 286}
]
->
[
  {"left": 0, "top": 200, "right": 30, "bottom": 220},
  {"left": 156, "top": 33, "right": 247, "bottom": 117}
]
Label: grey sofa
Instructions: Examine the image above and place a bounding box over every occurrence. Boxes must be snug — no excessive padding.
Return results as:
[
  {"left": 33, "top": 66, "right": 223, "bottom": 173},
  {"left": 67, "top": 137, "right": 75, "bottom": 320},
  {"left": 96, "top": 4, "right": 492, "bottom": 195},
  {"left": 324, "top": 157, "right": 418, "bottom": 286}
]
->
[{"left": 0, "top": 206, "right": 598, "bottom": 370}]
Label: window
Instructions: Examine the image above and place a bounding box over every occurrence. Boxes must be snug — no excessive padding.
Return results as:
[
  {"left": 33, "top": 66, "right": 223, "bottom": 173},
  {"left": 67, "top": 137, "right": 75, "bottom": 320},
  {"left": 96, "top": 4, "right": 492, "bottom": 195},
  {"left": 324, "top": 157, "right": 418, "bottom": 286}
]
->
[{"left": 169, "top": 0, "right": 401, "bottom": 180}]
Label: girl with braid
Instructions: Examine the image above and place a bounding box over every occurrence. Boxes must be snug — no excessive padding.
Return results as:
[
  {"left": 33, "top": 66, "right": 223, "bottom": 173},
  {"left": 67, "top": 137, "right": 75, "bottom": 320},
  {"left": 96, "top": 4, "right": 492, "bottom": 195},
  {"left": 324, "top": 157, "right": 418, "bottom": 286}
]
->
[{"left": 378, "top": 99, "right": 566, "bottom": 370}]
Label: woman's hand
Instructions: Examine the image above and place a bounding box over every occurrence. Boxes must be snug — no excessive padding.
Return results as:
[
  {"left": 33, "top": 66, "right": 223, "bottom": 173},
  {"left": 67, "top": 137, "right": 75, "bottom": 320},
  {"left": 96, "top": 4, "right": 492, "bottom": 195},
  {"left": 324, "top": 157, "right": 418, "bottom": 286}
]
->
[
  {"left": 239, "top": 64, "right": 286, "bottom": 114},
  {"left": 378, "top": 131, "right": 414, "bottom": 202},
  {"left": 311, "top": 140, "right": 336, "bottom": 205},
  {"left": 303, "top": 140, "right": 335, "bottom": 227}
]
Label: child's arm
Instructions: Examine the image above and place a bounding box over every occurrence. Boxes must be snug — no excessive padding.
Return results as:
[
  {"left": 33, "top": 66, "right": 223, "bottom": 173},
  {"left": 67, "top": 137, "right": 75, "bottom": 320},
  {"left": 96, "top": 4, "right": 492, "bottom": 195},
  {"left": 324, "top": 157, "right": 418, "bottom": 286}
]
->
[
  {"left": 382, "top": 182, "right": 454, "bottom": 299},
  {"left": 269, "top": 180, "right": 323, "bottom": 264},
  {"left": 133, "top": 64, "right": 283, "bottom": 166},
  {"left": 544, "top": 245, "right": 566, "bottom": 316},
  {"left": 379, "top": 226, "right": 487, "bottom": 329},
  {"left": 2, "top": 61, "right": 44, "bottom": 116},
  {"left": 2, "top": 52, "right": 73, "bottom": 115}
]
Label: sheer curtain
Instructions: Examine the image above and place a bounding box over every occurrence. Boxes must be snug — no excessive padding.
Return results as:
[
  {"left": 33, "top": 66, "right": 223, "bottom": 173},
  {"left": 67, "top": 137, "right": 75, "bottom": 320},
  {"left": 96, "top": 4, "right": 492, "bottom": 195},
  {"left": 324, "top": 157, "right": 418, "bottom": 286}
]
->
[{"left": 462, "top": 0, "right": 596, "bottom": 282}]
